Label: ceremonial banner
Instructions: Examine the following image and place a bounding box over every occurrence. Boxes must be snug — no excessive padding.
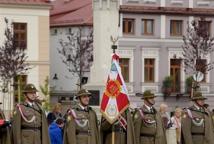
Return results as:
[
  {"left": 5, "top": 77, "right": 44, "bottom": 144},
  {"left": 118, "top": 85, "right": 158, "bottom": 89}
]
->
[{"left": 101, "top": 54, "right": 130, "bottom": 124}]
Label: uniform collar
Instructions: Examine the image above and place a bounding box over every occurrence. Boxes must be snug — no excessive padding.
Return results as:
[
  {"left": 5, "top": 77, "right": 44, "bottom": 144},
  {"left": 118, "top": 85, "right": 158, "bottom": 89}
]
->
[
  {"left": 193, "top": 104, "right": 201, "bottom": 110},
  {"left": 26, "top": 101, "right": 34, "bottom": 107},
  {"left": 143, "top": 104, "right": 153, "bottom": 112},
  {"left": 78, "top": 104, "right": 88, "bottom": 110}
]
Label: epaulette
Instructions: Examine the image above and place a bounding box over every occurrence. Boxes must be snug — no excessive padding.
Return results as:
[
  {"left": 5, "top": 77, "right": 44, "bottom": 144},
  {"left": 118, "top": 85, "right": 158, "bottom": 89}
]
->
[
  {"left": 189, "top": 107, "right": 208, "bottom": 115},
  {"left": 22, "top": 103, "right": 42, "bottom": 114}
]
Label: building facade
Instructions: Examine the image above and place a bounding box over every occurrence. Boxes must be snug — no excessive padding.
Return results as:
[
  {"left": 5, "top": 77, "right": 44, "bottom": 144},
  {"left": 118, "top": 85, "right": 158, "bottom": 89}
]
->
[
  {"left": 50, "top": 0, "right": 93, "bottom": 107},
  {"left": 0, "top": 0, "right": 50, "bottom": 118},
  {"left": 118, "top": 0, "right": 214, "bottom": 109}
]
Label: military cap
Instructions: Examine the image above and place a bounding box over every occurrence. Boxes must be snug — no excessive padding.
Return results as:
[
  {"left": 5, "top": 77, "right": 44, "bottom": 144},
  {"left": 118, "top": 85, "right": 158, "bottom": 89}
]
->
[
  {"left": 23, "top": 84, "right": 38, "bottom": 93},
  {"left": 76, "top": 89, "right": 91, "bottom": 98},
  {"left": 136, "top": 90, "right": 156, "bottom": 99},
  {"left": 191, "top": 91, "right": 207, "bottom": 101}
]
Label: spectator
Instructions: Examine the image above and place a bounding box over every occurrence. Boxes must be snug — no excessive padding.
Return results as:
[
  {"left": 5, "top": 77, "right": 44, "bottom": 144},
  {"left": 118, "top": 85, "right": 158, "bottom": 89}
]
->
[
  {"left": 159, "top": 103, "right": 170, "bottom": 129},
  {"left": 0, "top": 102, "right": 11, "bottom": 144},
  {"left": 49, "top": 117, "right": 64, "bottom": 144},
  {"left": 170, "top": 107, "right": 182, "bottom": 144},
  {"left": 47, "top": 103, "right": 62, "bottom": 125}
]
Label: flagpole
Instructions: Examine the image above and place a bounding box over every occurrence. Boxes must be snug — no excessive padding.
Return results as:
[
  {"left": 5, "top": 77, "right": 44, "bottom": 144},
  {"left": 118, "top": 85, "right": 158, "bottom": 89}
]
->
[
  {"left": 112, "top": 125, "right": 115, "bottom": 144},
  {"left": 110, "top": 36, "right": 118, "bottom": 144}
]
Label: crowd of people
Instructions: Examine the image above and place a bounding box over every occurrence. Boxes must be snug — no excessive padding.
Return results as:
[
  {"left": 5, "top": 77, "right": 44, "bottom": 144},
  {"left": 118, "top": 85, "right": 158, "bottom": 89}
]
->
[{"left": 0, "top": 83, "right": 214, "bottom": 144}]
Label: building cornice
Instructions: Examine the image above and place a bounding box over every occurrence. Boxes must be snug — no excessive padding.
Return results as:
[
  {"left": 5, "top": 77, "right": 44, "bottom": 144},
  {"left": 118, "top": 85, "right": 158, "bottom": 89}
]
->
[
  {"left": 0, "top": 3, "right": 51, "bottom": 10},
  {"left": 28, "top": 61, "right": 49, "bottom": 65},
  {"left": 50, "top": 23, "right": 93, "bottom": 28},
  {"left": 120, "top": 5, "right": 214, "bottom": 16}
]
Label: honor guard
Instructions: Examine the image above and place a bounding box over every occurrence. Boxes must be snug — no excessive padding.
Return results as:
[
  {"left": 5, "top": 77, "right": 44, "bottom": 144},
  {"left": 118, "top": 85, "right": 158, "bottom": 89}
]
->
[
  {"left": 0, "top": 102, "right": 11, "bottom": 144},
  {"left": 12, "top": 84, "right": 50, "bottom": 144},
  {"left": 63, "top": 89, "right": 100, "bottom": 144},
  {"left": 100, "top": 109, "right": 135, "bottom": 144},
  {"left": 181, "top": 91, "right": 214, "bottom": 144},
  {"left": 133, "top": 90, "right": 167, "bottom": 144}
]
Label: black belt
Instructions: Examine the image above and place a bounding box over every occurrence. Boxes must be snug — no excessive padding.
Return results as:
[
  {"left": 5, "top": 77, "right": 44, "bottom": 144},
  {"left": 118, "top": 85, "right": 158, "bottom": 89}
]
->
[
  {"left": 192, "top": 132, "right": 204, "bottom": 136},
  {"left": 106, "top": 129, "right": 126, "bottom": 134},
  {"left": 113, "top": 125, "right": 126, "bottom": 133},
  {"left": 105, "top": 128, "right": 126, "bottom": 133},
  {"left": 21, "top": 126, "right": 41, "bottom": 130},
  {"left": 76, "top": 130, "right": 91, "bottom": 135},
  {"left": 140, "top": 133, "right": 155, "bottom": 137}
]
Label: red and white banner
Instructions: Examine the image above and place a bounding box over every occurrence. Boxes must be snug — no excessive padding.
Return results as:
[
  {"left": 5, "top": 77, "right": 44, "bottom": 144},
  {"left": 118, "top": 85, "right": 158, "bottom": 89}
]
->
[{"left": 100, "top": 54, "right": 130, "bottom": 124}]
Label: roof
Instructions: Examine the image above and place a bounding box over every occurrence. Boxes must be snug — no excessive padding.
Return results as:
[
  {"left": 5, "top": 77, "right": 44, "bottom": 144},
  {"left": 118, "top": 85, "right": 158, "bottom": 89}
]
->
[
  {"left": 50, "top": 0, "right": 92, "bottom": 27},
  {"left": 0, "top": 0, "right": 51, "bottom": 6},
  {"left": 120, "top": 5, "right": 214, "bottom": 16}
]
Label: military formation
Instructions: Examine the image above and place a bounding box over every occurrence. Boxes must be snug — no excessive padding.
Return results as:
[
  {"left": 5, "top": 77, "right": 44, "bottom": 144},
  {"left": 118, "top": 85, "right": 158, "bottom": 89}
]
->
[{"left": 0, "top": 83, "right": 214, "bottom": 144}]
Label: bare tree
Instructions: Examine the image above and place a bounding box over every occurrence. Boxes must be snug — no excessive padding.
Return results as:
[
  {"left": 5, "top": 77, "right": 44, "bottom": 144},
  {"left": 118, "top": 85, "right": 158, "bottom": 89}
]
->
[
  {"left": 58, "top": 27, "right": 93, "bottom": 89},
  {"left": 0, "top": 18, "right": 31, "bottom": 102},
  {"left": 182, "top": 17, "right": 214, "bottom": 91},
  {"left": 182, "top": 17, "right": 214, "bottom": 75}
]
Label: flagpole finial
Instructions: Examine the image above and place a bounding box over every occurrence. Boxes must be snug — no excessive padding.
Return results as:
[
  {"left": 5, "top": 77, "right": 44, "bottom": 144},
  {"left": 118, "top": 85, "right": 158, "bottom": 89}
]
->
[{"left": 110, "top": 36, "right": 118, "bottom": 54}]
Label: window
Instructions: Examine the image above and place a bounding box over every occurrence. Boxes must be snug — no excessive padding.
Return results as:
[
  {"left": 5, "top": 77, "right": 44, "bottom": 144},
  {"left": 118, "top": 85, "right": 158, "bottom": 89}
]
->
[
  {"left": 170, "top": 20, "right": 183, "bottom": 36},
  {"left": 13, "top": 23, "right": 27, "bottom": 49},
  {"left": 13, "top": 75, "right": 27, "bottom": 103},
  {"left": 144, "top": 59, "right": 155, "bottom": 82},
  {"left": 89, "top": 90, "right": 100, "bottom": 106},
  {"left": 51, "top": 28, "right": 58, "bottom": 35},
  {"left": 119, "top": 58, "right": 130, "bottom": 82},
  {"left": 142, "top": 19, "right": 154, "bottom": 35},
  {"left": 123, "top": 18, "right": 135, "bottom": 34},
  {"left": 199, "top": 20, "right": 211, "bottom": 36},
  {"left": 196, "top": 59, "right": 207, "bottom": 82}
]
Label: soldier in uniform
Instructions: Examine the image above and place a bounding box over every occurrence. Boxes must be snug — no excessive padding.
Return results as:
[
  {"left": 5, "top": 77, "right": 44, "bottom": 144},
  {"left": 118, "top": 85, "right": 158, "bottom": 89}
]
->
[
  {"left": 133, "top": 90, "right": 167, "bottom": 144},
  {"left": 100, "top": 109, "right": 135, "bottom": 144},
  {"left": 0, "top": 102, "right": 11, "bottom": 144},
  {"left": 181, "top": 91, "right": 214, "bottom": 144},
  {"left": 12, "top": 84, "right": 50, "bottom": 144},
  {"left": 63, "top": 89, "right": 100, "bottom": 144}
]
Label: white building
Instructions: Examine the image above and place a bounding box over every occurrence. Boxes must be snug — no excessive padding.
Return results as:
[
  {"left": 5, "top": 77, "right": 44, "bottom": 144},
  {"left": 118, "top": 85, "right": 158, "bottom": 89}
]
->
[
  {"left": 89, "top": 0, "right": 214, "bottom": 110},
  {"left": 0, "top": 0, "right": 50, "bottom": 118},
  {"left": 50, "top": 0, "right": 93, "bottom": 107}
]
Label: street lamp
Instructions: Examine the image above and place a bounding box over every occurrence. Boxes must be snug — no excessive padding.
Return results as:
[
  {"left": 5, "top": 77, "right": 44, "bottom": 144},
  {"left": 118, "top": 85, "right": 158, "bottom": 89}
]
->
[{"left": 52, "top": 73, "right": 59, "bottom": 90}]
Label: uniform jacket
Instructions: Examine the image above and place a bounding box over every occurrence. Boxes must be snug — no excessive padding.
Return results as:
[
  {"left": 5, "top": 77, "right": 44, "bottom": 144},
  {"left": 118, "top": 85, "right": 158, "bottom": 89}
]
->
[
  {"left": 63, "top": 104, "right": 100, "bottom": 144},
  {"left": 181, "top": 105, "right": 214, "bottom": 144},
  {"left": 100, "top": 110, "right": 135, "bottom": 144},
  {"left": 0, "top": 109, "right": 11, "bottom": 144},
  {"left": 12, "top": 101, "right": 50, "bottom": 144},
  {"left": 133, "top": 105, "right": 167, "bottom": 144}
]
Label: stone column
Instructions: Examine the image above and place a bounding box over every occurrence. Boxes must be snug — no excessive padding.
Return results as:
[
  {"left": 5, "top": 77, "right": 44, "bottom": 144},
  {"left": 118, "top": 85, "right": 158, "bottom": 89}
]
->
[{"left": 86, "top": 0, "right": 119, "bottom": 107}]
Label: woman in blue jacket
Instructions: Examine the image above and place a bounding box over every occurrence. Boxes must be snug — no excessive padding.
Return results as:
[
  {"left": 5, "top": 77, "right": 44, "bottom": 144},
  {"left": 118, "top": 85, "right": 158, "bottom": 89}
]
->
[{"left": 49, "top": 117, "right": 64, "bottom": 144}]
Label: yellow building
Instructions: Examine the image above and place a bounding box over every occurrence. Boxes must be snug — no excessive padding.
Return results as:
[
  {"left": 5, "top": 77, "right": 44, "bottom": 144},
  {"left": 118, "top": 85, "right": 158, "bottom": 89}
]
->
[{"left": 0, "top": 0, "right": 51, "bottom": 118}]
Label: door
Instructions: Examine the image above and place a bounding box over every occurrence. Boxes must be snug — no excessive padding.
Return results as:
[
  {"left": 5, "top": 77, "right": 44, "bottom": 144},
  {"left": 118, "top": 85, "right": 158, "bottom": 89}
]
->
[{"left": 170, "top": 59, "right": 181, "bottom": 92}]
